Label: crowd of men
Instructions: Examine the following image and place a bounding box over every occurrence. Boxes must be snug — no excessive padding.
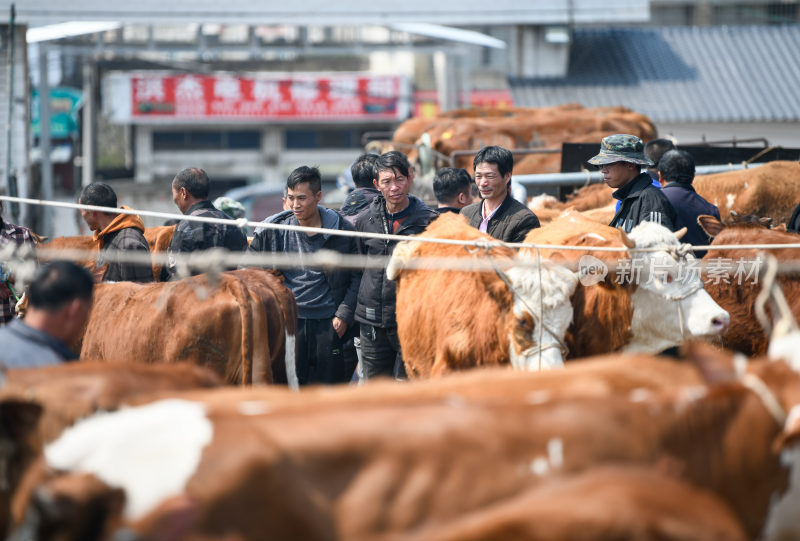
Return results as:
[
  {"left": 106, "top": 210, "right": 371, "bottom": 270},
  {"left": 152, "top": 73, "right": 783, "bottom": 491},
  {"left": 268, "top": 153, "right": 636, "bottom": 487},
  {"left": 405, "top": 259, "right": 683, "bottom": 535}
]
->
[{"left": 0, "top": 134, "right": 723, "bottom": 382}]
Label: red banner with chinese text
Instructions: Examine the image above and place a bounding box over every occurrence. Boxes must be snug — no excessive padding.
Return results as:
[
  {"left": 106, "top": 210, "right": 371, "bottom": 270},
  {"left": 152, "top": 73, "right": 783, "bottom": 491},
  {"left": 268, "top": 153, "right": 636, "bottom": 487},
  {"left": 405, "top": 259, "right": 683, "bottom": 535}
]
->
[{"left": 131, "top": 73, "right": 408, "bottom": 121}]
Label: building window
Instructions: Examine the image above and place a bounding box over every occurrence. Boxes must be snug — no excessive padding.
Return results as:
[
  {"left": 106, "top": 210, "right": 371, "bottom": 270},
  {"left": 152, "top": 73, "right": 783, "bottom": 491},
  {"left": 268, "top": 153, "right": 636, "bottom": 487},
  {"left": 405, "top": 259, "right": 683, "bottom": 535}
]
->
[
  {"left": 284, "top": 128, "right": 360, "bottom": 149},
  {"left": 152, "top": 130, "right": 261, "bottom": 151}
]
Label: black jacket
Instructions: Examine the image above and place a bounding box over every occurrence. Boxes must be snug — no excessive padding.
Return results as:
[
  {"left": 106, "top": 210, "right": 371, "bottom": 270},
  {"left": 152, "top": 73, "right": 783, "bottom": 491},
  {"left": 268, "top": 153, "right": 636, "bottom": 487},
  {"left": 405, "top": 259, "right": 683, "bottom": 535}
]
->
[
  {"left": 340, "top": 187, "right": 381, "bottom": 224},
  {"left": 461, "top": 194, "right": 540, "bottom": 243},
  {"left": 610, "top": 173, "right": 678, "bottom": 233},
  {"left": 354, "top": 195, "right": 437, "bottom": 328},
  {"left": 98, "top": 228, "right": 154, "bottom": 283},
  {"left": 788, "top": 202, "right": 800, "bottom": 233},
  {"left": 661, "top": 182, "right": 720, "bottom": 249},
  {"left": 163, "top": 201, "right": 248, "bottom": 280},
  {"left": 247, "top": 207, "right": 361, "bottom": 325}
]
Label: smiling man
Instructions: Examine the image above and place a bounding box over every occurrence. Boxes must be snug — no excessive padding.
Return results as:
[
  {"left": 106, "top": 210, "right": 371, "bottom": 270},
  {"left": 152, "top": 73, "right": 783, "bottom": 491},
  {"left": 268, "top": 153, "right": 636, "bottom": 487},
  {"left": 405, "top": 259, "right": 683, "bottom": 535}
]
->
[
  {"left": 589, "top": 134, "right": 677, "bottom": 234},
  {"left": 247, "top": 166, "right": 361, "bottom": 385},
  {"left": 354, "top": 151, "right": 437, "bottom": 381},
  {"left": 461, "top": 146, "right": 540, "bottom": 243}
]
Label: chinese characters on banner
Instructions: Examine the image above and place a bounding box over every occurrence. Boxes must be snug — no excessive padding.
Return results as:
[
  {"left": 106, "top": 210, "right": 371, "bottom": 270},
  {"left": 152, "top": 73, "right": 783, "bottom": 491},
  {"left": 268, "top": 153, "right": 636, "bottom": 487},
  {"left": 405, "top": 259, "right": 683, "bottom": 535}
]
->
[{"left": 131, "top": 73, "right": 408, "bottom": 121}]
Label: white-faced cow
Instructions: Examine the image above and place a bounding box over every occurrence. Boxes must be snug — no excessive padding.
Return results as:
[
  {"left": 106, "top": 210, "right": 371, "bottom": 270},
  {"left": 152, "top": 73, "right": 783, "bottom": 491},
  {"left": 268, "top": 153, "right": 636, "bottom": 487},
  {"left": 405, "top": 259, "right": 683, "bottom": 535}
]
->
[
  {"left": 388, "top": 213, "right": 578, "bottom": 375},
  {"left": 524, "top": 211, "right": 729, "bottom": 357}
]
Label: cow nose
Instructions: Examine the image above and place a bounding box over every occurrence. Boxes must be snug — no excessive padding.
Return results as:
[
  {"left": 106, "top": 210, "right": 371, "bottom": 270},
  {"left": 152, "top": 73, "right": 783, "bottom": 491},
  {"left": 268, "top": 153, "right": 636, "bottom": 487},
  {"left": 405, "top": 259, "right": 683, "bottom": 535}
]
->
[{"left": 711, "top": 312, "right": 730, "bottom": 334}]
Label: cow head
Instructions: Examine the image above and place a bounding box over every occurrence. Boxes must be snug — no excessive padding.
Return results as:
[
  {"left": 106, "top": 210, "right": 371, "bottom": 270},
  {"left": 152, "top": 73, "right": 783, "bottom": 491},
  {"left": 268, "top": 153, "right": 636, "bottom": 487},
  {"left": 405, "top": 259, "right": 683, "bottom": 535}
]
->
[
  {"left": 623, "top": 222, "right": 730, "bottom": 353},
  {"left": 697, "top": 212, "right": 774, "bottom": 240},
  {"left": 504, "top": 260, "right": 579, "bottom": 370},
  {"left": 8, "top": 468, "right": 126, "bottom": 541}
]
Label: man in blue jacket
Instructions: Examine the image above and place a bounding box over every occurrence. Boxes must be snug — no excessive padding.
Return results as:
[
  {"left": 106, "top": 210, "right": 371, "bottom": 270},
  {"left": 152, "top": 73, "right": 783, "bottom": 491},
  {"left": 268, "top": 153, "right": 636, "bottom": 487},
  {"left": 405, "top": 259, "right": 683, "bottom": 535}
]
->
[
  {"left": 590, "top": 134, "right": 677, "bottom": 233},
  {"left": 247, "top": 166, "right": 361, "bottom": 385},
  {"left": 658, "top": 149, "right": 720, "bottom": 254}
]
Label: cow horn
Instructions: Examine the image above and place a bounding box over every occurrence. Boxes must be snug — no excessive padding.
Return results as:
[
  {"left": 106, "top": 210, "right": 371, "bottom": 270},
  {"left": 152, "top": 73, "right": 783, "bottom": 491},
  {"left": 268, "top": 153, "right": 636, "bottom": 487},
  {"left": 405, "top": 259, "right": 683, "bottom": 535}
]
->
[
  {"left": 674, "top": 227, "right": 688, "bottom": 240},
  {"left": 618, "top": 230, "right": 635, "bottom": 249}
]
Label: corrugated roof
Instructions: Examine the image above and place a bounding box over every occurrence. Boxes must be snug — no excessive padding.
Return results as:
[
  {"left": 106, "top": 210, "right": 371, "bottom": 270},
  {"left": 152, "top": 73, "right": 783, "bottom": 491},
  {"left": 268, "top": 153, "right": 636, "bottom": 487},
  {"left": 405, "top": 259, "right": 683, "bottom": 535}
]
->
[{"left": 509, "top": 25, "right": 800, "bottom": 123}]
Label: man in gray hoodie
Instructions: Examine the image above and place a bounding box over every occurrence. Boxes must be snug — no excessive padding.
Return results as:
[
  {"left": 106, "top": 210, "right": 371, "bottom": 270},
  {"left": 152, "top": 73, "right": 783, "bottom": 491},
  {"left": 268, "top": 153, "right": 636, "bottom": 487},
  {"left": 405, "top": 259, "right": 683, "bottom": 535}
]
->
[{"left": 247, "top": 166, "right": 361, "bottom": 385}]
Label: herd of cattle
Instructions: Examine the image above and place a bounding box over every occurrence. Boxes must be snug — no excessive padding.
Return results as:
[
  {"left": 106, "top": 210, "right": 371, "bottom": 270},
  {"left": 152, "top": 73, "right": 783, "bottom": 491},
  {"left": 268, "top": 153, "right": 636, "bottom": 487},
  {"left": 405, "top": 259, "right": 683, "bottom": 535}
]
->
[
  {"left": 2, "top": 159, "right": 800, "bottom": 539},
  {"left": 388, "top": 104, "right": 657, "bottom": 175}
]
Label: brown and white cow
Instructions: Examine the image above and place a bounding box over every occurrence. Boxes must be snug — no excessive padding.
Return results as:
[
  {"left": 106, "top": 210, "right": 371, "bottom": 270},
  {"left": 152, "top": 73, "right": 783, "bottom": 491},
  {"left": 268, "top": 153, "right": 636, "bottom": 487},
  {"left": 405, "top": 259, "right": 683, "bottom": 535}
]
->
[
  {"left": 9, "top": 347, "right": 800, "bottom": 541},
  {"left": 79, "top": 269, "right": 297, "bottom": 387},
  {"left": 0, "top": 362, "right": 222, "bottom": 538},
  {"left": 699, "top": 213, "right": 800, "bottom": 355},
  {"left": 525, "top": 211, "right": 730, "bottom": 357},
  {"left": 389, "top": 213, "right": 579, "bottom": 375}
]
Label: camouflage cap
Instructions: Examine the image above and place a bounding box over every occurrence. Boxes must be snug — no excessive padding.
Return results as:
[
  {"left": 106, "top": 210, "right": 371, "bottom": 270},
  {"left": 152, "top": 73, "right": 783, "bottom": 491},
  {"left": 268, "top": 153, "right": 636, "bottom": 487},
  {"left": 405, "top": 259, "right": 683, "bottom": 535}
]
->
[
  {"left": 587, "top": 134, "right": 654, "bottom": 167},
  {"left": 212, "top": 196, "right": 246, "bottom": 219}
]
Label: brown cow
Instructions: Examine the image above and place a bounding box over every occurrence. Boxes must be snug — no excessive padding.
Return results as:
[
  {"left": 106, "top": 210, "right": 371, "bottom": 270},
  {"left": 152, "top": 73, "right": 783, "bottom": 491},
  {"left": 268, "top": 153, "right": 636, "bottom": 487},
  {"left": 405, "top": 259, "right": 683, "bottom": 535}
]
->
[
  {"left": 8, "top": 351, "right": 800, "bottom": 541},
  {"left": 699, "top": 213, "right": 800, "bottom": 355},
  {"left": 693, "top": 161, "right": 800, "bottom": 225},
  {"left": 389, "top": 213, "right": 579, "bottom": 375},
  {"left": 143, "top": 225, "right": 176, "bottom": 280},
  {"left": 414, "top": 466, "right": 747, "bottom": 541},
  {"left": 524, "top": 211, "right": 729, "bottom": 357},
  {"left": 79, "top": 269, "right": 297, "bottom": 386},
  {"left": 0, "top": 362, "right": 222, "bottom": 538}
]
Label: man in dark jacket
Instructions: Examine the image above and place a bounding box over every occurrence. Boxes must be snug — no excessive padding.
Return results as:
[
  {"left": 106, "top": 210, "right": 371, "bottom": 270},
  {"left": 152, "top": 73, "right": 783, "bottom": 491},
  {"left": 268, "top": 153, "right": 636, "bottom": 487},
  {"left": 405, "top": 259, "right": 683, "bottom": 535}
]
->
[
  {"left": 590, "top": 134, "right": 678, "bottom": 233},
  {"left": 340, "top": 153, "right": 381, "bottom": 224},
  {"left": 658, "top": 150, "right": 720, "bottom": 253},
  {"left": 461, "top": 145, "right": 540, "bottom": 243},
  {"left": 79, "top": 182, "right": 153, "bottom": 283},
  {"left": 247, "top": 166, "right": 361, "bottom": 385},
  {"left": 434, "top": 167, "right": 473, "bottom": 214},
  {"left": 354, "top": 151, "right": 438, "bottom": 380},
  {"left": 162, "top": 168, "right": 248, "bottom": 280}
]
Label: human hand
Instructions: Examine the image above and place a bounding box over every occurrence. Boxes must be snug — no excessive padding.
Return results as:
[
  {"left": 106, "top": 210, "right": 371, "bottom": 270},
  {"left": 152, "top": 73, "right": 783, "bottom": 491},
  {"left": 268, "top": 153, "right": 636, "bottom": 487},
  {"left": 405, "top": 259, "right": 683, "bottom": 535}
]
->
[{"left": 332, "top": 317, "right": 347, "bottom": 338}]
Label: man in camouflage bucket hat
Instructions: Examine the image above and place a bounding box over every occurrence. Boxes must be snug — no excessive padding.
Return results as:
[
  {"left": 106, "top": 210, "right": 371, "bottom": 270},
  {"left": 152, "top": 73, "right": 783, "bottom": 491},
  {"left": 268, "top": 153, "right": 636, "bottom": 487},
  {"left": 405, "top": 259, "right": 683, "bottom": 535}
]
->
[{"left": 589, "top": 134, "right": 677, "bottom": 233}]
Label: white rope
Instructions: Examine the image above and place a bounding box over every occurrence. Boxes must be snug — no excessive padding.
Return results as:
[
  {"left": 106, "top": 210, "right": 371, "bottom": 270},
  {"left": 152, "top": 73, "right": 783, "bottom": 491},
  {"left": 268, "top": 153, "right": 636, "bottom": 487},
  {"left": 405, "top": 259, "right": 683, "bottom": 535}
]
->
[
  {"left": 13, "top": 193, "right": 800, "bottom": 255},
  {"left": 741, "top": 373, "right": 787, "bottom": 427}
]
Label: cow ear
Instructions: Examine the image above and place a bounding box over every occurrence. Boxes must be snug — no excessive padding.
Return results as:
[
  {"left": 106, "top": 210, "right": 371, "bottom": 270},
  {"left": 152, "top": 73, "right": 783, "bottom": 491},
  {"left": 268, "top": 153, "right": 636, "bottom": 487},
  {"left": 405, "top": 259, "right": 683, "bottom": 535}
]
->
[{"left": 697, "top": 215, "right": 725, "bottom": 238}]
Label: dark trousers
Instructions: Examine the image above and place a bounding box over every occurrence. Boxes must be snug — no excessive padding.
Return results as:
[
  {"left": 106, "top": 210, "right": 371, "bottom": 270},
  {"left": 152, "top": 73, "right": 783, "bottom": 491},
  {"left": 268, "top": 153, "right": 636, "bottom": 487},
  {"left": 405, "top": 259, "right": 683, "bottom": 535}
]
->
[
  {"left": 359, "top": 324, "right": 407, "bottom": 381},
  {"left": 297, "top": 318, "right": 346, "bottom": 385}
]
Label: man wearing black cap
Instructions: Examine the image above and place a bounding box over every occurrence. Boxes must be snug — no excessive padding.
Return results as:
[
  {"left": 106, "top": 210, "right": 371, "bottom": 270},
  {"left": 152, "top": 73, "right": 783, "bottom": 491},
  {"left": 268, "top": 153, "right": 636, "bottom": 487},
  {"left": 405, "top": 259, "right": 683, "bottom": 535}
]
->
[{"left": 589, "top": 134, "right": 677, "bottom": 233}]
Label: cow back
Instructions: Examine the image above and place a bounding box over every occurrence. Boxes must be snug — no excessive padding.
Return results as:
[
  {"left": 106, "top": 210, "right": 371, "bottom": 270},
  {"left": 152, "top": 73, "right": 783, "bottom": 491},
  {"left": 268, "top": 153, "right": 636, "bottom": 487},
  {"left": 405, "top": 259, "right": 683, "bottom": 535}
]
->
[
  {"left": 80, "top": 275, "right": 256, "bottom": 384},
  {"left": 694, "top": 161, "right": 800, "bottom": 225},
  {"left": 394, "top": 214, "right": 517, "bottom": 377}
]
